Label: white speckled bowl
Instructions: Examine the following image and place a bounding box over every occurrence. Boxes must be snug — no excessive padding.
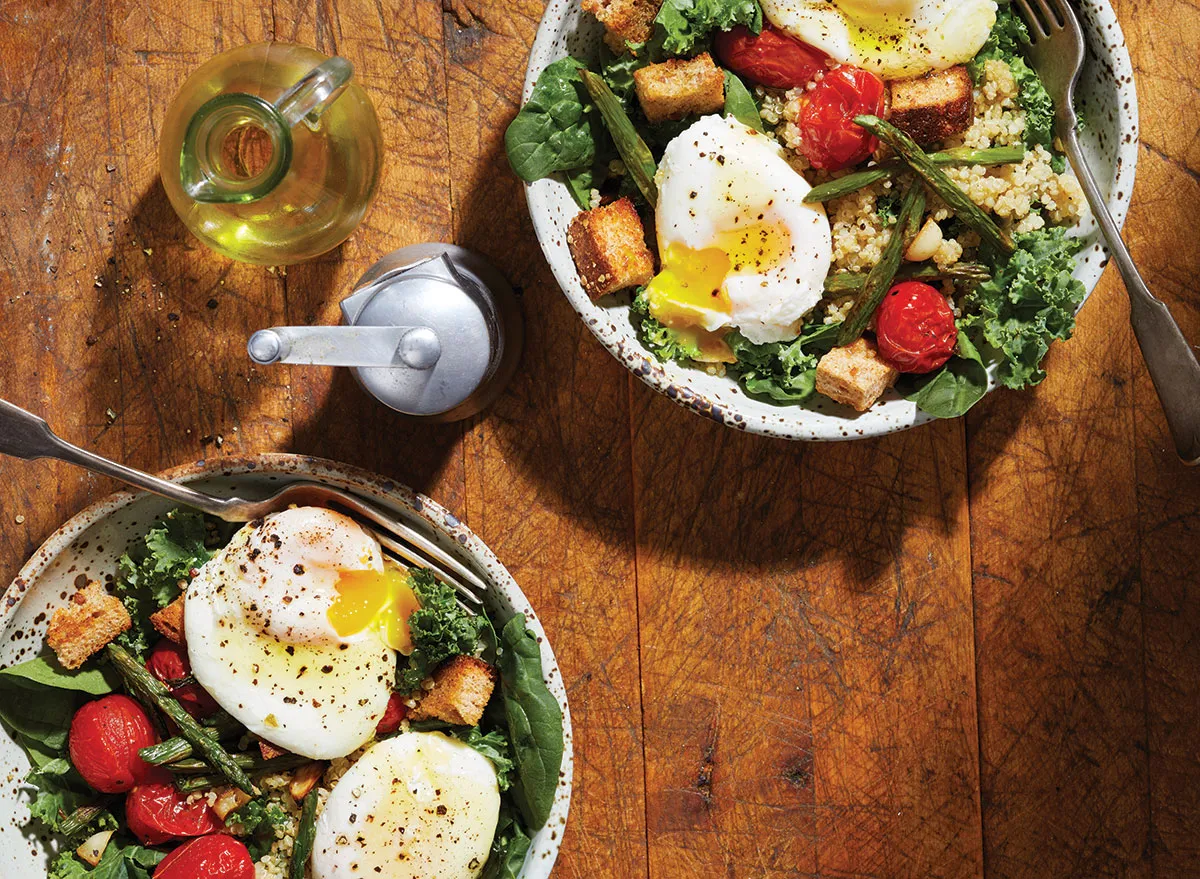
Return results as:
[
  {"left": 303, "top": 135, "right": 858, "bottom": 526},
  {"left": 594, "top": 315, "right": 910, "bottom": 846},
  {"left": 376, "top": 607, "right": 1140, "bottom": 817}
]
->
[
  {"left": 0, "top": 455, "right": 572, "bottom": 878},
  {"left": 522, "top": 0, "right": 1139, "bottom": 440}
]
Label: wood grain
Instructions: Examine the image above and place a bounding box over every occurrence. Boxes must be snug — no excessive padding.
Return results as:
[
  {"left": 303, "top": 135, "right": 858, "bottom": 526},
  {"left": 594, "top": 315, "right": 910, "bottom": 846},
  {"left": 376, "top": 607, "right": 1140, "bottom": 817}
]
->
[
  {"left": 631, "top": 405, "right": 981, "bottom": 878},
  {"left": 444, "top": 3, "right": 650, "bottom": 876},
  {"left": 0, "top": 1, "right": 1197, "bottom": 878}
]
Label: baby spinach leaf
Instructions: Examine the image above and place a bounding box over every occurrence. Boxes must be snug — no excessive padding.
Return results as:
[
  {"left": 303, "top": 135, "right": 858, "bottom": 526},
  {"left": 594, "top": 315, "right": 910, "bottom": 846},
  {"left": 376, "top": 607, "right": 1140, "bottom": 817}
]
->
[
  {"left": 505, "top": 58, "right": 599, "bottom": 183},
  {"left": 0, "top": 651, "right": 118, "bottom": 695},
  {"left": 723, "top": 71, "right": 763, "bottom": 132},
  {"left": 654, "top": 0, "right": 763, "bottom": 56},
  {"left": 480, "top": 802, "right": 533, "bottom": 879},
  {"left": 0, "top": 678, "right": 78, "bottom": 752},
  {"left": 50, "top": 840, "right": 165, "bottom": 879},
  {"left": 499, "top": 614, "right": 564, "bottom": 830},
  {"left": 904, "top": 332, "right": 990, "bottom": 418}
]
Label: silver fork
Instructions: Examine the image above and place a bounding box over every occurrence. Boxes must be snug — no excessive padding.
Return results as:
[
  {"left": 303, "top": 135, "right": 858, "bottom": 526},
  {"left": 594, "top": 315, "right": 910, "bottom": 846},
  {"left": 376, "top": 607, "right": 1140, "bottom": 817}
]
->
[
  {"left": 1015, "top": 0, "right": 1200, "bottom": 465},
  {"left": 0, "top": 399, "right": 487, "bottom": 607}
]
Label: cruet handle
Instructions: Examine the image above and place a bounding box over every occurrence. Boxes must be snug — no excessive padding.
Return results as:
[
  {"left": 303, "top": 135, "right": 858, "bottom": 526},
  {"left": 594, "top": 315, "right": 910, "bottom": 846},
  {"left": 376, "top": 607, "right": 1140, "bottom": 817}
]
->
[{"left": 274, "top": 57, "right": 354, "bottom": 131}]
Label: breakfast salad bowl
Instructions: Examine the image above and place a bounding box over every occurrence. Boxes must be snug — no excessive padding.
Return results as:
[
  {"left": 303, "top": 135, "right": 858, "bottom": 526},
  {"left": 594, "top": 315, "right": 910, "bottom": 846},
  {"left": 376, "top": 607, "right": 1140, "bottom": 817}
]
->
[
  {"left": 510, "top": 0, "right": 1139, "bottom": 440},
  {"left": 0, "top": 455, "right": 572, "bottom": 879}
]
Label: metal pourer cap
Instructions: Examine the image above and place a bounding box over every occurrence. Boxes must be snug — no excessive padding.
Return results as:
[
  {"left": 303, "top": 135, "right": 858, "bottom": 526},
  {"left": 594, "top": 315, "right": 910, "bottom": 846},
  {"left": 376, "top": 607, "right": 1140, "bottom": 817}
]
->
[{"left": 247, "top": 244, "right": 522, "bottom": 421}]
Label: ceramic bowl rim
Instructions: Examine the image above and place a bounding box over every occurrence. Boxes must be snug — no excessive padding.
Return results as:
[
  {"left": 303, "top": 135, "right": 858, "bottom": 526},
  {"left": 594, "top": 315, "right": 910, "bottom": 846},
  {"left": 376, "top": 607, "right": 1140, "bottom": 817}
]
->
[
  {"left": 520, "top": 0, "right": 1140, "bottom": 441},
  {"left": 1, "top": 453, "right": 573, "bottom": 879}
]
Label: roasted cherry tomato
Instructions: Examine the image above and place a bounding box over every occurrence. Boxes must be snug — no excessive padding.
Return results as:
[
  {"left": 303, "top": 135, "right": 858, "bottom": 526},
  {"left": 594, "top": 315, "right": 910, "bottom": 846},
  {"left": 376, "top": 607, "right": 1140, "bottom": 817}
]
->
[
  {"left": 68, "top": 695, "right": 160, "bottom": 793},
  {"left": 714, "top": 25, "right": 829, "bottom": 89},
  {"left": 146, "top": 640, "right": 220, "bottom": 720},
  {"left": 125, "top": 779, "right": 224, "bottom": 845},
  {"left": 798, "top": 65, "right": 886, "bottom": 171},
  {"left": 154, "top": 834, "right": 255, "bottom": 879},
  {"left": 874, "top": 281, "right": 959, "bottom": 373},
  {"left": 375, "top": 692, "right": 408, "bottom": 735}
]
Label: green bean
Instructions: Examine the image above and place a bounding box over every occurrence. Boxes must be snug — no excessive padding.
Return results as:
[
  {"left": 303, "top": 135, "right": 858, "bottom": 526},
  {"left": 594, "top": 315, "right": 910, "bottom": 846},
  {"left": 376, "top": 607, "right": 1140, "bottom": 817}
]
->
[
  {"left": 824, "top": 262, "right": 991, "bottom": 296},
  {"left": 290, "top": 788, "right": 319, "bottom": 879},
  {"left": 804, "top": 146, "right": 1025, "bottom": 203},
  {"left": 106, "top": 644, "right": 258, "bottom": 795},
  {"left": 579, "top": 69, "right": 658, "bottom": 207},
  {"left": 837, "top": 180, "right": 926, "bottom": 347},
  {"left": 854, "top": 115, "right": 1015, "bottom": 255}
]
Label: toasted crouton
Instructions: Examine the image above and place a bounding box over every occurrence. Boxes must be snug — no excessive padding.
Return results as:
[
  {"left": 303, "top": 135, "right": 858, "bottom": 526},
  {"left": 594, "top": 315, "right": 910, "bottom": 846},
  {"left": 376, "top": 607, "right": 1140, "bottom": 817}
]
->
[
  {"left": 815, "top": 337, "right": 900, "bottom": 412},
  {"left": 888, "top": 65, "right": 974, "bottom": 146},
  {"left": 567, "top": 198, "right": 656, "bottom": 299},
  {"left": 46, "top": 582, "right": 131, "bottom": 670},
  {"left": 150, "top": 596, "right": 186, "bottom": 645},
  {"left": 408, "top": 655, "right": 498, "bottom": 727},
  {"left": 582, "top": 0, "right": 662, "bottom": 52},
  {"left": 634, "top": 52, "right": 726, "bottom": 123}
]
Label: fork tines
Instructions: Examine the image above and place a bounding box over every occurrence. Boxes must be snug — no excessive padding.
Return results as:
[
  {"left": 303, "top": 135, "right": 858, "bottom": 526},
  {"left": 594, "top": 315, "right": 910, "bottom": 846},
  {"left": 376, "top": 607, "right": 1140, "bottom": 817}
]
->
[
  {"left": 1015, "top": 0, "right": 1069, "bottom": 38},
  {"left": 329, "top": 499, "right": 489, "bottom": 607}
]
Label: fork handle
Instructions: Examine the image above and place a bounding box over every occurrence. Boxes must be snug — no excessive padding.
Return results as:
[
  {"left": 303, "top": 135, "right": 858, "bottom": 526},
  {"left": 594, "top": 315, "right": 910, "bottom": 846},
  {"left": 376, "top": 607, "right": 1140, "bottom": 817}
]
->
[
  {"left": 0, "top": 399, "right": 246, "bottom": 516},
  {"left": 1062, "top": 129, "right": 1200, "bottom": 465}
]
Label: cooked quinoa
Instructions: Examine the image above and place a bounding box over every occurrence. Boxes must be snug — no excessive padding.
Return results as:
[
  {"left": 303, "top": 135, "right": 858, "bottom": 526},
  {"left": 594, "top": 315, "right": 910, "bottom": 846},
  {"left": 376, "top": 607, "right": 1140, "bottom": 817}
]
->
[
  {"left": 761, "top": 58, "right": 1088, "bottom": 319},
  {"left": 252, "top": 743, "right": 379, "bottom": 879}
]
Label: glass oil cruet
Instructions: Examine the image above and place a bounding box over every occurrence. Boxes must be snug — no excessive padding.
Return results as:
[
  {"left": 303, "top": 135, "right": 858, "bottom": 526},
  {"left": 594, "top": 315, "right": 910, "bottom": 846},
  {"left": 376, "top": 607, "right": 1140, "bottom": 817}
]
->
[{"left": 159, "top": 42, "right": 382, "bottom": 265}]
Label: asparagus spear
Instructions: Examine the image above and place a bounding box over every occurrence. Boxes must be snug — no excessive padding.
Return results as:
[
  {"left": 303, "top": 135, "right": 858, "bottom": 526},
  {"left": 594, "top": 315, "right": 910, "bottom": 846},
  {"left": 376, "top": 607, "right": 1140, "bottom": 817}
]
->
[
  {"left": 579, "top": 69, "right": 658, "bottom": 207},
  {"left": 837, "top": 181, "right": 926, "bottom": 347},
  {"left": 164, "top": 753, "right": 310, "bottom": 775},
  {"left": 139, "top": 712, "right": 243, "bottom": 765},
  {"left": 824, "top": 262, "right": 991, "bottom": 296},
  {"left": 854, "top": 115, "right": 1015, "bottom": 255},
  {"left": 106, "top": 643, "right": 258, "bottom": 795},
  {"left": 290, "top": 788, "right": 320, "bottom": 879},
  {"left": 58, "top": 805, "right": 106, "bottom": 838},
  {"left": 804, "top": 146, "right": 1025, "bottom": 203}
]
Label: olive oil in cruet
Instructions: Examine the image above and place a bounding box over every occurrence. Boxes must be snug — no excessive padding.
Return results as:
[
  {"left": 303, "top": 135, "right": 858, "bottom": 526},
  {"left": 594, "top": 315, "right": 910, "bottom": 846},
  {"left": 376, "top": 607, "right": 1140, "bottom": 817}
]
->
[{"left": 159, "top": 42, "right": 382, "bottom": 265}]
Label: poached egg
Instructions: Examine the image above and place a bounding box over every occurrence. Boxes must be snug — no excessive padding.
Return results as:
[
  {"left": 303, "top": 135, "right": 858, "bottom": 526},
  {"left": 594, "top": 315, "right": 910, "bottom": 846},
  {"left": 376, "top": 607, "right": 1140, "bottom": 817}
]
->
[
  {"left": 646, "top": 114, "right": 832, "bottom": 353},
  {"left": 185, "top": 507, "right": 410, "bottom": 760},
  {"left": 761, "top": 0, "right": 998, "bottom": 79},
  {"left": 311, "top": 732, "right": 501, "bottom": 879}
]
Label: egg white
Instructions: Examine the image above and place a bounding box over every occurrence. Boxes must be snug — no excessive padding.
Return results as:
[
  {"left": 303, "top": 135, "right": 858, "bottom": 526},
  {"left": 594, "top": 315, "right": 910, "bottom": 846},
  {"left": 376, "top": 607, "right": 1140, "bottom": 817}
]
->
[
  {"left": 185, "top": 508, "right": 396, "bottom": 760},
  {"left": 311, "top": 732, "right": 501, "bottom": 879},
  {"left": 762, "top": 0, "right": 997, "bottom": 79},
  {"left": 653, "top": 114, "right": 831, "bottom": 344}
]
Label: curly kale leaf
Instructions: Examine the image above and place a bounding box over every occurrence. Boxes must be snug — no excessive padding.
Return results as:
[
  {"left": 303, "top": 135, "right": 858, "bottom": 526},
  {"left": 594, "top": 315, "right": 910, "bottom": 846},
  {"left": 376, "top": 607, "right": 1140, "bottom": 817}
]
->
[
  {"left": 630, "top": 288, "right": 703, "bottom": 364},
  {"left": 962, "top": 226, "right": 1085, "bottom": 389},
  {"left": 112, "top": 508, "right": 212, "bottom": 657},
  {"left": 228, "top": 796, "right": 292, "bottom": 860},
  {"left": 727, "top": 320, "right": 841, "bottom": 403},
  {"left": 398, "top": 569, "right": 486, "bottom": 693},
  {"left": 969, "top": 4, "right": 1055, "bottom": 150},
  {"left": 654, "top": 0, "right": 763, "bottom": 56}
]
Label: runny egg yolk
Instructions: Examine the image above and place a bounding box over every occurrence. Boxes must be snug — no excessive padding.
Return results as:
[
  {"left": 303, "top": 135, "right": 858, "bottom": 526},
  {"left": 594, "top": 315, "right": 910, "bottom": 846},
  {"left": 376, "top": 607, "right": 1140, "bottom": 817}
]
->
[
  {"left": 327, "top": 563, "right": 422, "bottom": 654},
  {"left": 646, "top": 221, "right": 792, "bottom": 360}
]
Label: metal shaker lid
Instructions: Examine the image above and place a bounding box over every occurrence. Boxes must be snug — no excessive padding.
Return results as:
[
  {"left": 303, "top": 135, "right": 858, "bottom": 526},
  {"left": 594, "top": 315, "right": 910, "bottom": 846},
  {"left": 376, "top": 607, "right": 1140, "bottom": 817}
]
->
[{"left": 248, "top": 243, "right": 522, "bottom": 421}]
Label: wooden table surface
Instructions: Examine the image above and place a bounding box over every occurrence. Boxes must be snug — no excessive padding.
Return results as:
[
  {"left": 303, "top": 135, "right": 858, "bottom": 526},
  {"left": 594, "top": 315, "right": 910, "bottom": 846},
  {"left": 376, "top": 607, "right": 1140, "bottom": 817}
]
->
[{"left": 1, "top": 2, "right": 1197, "bottom": 877}]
